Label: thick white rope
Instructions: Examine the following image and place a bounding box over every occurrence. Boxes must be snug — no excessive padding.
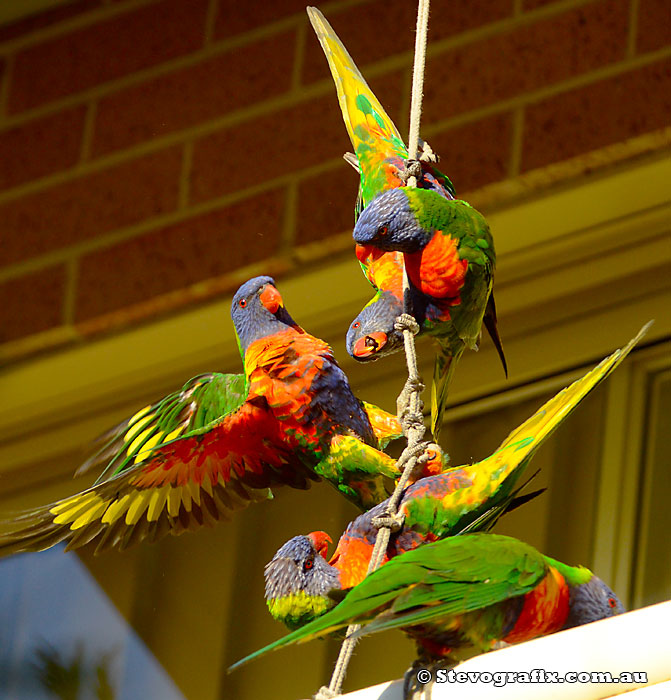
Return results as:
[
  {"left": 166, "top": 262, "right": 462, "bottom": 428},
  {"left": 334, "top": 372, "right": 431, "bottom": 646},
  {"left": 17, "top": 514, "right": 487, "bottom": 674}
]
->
[{"left": 316, "top": 1, "right": 432, "bottom": 697}]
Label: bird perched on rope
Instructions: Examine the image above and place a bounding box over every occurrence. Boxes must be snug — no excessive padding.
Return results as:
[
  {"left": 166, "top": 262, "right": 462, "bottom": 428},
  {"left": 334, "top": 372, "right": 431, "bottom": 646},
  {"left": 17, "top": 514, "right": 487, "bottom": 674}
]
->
[
  {"left": 230, "top": 533, "right": 624, "bottom": 672},
  {"left": 307, "top": 7, "right": 505, "bottom": 442},
  {"left": 0, "top": 276, "right": 404, "bottom": 556},
  {"left": 260, "top": 322, "right": 646, "bottom": 630}
]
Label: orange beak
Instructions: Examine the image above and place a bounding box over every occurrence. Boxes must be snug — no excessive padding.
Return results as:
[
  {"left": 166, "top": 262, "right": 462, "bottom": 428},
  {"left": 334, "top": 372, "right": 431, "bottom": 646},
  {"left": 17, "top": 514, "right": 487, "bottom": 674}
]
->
[
  {"left": 259, "top": 284, "right": 284, "bottom": 314},
  {"left": 353, "top": 332, "right": 388, "bottom": 358},
  {"left": 355, "top": 244, "right": 383, "bottom": 265},
  {"left": 308, "top": 531, "right": 332, "bottom": 558}
]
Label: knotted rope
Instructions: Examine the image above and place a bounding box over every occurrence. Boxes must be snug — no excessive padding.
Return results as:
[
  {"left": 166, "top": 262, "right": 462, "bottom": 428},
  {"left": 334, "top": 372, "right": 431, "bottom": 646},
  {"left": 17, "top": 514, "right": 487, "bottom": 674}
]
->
[{"left": 315, "top": 1, "right": 432, "bottom": 697}]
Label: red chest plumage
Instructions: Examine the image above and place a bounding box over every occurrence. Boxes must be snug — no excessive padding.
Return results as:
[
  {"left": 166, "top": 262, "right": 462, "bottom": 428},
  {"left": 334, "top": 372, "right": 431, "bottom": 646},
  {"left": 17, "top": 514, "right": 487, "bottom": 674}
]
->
[
  {"left": 503, "top": 566, "right": 570, "bottom": 643},
  {"left": 406, "top": 231, "right": 468, "bottom": 302}
]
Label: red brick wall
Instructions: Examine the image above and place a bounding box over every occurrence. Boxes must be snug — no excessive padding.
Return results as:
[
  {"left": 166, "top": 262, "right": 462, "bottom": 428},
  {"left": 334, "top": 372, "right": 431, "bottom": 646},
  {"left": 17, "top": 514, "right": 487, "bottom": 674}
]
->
[{"left": 1, "top": 0, "right": 669, "bottom": 360}]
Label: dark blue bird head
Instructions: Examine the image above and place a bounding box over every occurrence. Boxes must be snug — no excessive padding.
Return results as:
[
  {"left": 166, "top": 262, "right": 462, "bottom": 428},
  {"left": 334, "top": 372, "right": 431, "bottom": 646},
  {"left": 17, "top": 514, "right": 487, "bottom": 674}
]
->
[
  {"left": 264, "top": 532, "right": 341, "bottom": 630},
  {"left": 563, "top": 575, "right": 625, "bottom": 629},
  {"left": 353, "top": 188, "right": 431, "bottom": 253},
  {"left": 231, "top": 276, "right": 302, "bottom": 354},
  {"left": 346, "top": 291, "right": 405, "bottom": 362}
]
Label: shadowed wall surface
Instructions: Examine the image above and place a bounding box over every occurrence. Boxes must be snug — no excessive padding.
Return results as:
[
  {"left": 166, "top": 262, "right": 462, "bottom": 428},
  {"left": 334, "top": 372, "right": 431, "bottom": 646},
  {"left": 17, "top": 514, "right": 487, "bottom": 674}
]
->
[{"left": 0, "top": 0, "right": 669, "bottom": 361}]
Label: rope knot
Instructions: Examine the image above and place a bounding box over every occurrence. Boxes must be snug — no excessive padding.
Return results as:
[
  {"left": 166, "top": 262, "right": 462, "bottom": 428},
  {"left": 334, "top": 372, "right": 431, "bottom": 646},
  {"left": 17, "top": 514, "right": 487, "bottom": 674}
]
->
[
  {"left": 401, "top": 408, "right": 425, "bottom": 436},
  {"left": 371, "top": 511, "right": 406, "bottom": 533},
  {"left": 398, "top": 159, "right": 423, "bottom": 186},
  {"left": 314, "top": 686, "right": 338, "bottom": 700},
  {"left": 395, "top": 313, "right": 420, "bottom": 335}
]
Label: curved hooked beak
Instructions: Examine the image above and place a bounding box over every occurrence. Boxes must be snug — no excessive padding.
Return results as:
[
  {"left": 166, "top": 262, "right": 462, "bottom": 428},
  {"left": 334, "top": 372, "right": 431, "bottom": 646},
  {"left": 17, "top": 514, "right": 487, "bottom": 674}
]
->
[
  {"left": 308, "top": 531, "right": 332, "bottom": 558},
  {"left": 259, "top": 284, "right": 284, "bottom": 314},
  {"left": 355, "top": 244, "right": 383, "bottom": 265},
  {"left": 353, "top": 332, "right": 388, "bottom": 358}
]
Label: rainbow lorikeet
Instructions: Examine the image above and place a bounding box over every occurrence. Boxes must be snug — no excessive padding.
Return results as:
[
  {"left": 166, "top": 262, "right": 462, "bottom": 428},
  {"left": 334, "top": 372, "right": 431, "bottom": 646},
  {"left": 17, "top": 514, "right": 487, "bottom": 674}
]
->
[
  {"left": 262, "top": 323, "right": 645, "bottom": 629},
  {"left": 0, "top": 277, "right": 404, "bottom": 556},
  {"left": 230, "top": 533, "right": 624, "bottom": 671},
  {"left": 307, "top": 7, "right": 505, "bottom": 441}
]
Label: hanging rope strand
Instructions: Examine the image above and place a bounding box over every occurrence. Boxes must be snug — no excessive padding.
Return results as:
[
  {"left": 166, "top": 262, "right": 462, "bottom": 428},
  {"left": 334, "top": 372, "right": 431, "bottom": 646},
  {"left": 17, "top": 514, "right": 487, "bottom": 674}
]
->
[
  {"left": 407, "top": 0, "right": 431, "bottom": 179},
  {"left": 316, "top": 1, "right": 432, "bottom": 697}
]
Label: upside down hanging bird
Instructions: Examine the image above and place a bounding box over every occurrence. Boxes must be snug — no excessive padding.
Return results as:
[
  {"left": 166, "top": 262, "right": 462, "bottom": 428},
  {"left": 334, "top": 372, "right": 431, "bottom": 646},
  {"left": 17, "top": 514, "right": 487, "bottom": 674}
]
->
[
  {"left": 307, "top": 7, "right": 506, "bottom": 441},
  {"left": 0, "top": 276, "right": 407, "bottom": 556},
  {"left": 230, "top": 533, "right": 625, "bottom": 672},
  {"left": 259, "top": 322, "right": 647, "bottom": 631}
]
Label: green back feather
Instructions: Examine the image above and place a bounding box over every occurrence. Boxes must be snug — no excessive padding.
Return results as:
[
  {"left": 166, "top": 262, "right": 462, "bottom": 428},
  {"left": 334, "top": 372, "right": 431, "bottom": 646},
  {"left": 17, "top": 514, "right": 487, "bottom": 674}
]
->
[{"left": 229, "top": 534, "right": 548, "bottom": 671}]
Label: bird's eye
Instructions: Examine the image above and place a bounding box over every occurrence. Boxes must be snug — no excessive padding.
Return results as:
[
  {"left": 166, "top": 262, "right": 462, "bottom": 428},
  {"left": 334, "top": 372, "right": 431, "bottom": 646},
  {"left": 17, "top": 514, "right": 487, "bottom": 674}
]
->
[
  {"left": 304, "top": 558, "right": 314, "bottom": 571},
  {"left": 352, "top": 321, "right": 361, "bottom": 329},
  {"left": 238, "top": 298, "right": 247, "bottom": 308},
  {"left": 377, "top": 225, "right": 388, "bottom": 236},
  {"left": 608, "top": 597, "right": 617, "bottom": 609}
]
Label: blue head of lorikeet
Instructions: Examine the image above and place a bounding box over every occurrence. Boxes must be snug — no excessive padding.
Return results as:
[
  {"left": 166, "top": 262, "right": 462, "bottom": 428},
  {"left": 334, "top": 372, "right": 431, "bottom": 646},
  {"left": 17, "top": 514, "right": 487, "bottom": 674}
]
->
[
  {"left": 353, "top": 188, "right": 436, "bottom": 253},
  {"left": 264, "top": 531, "right": 341, "bottom": 630},
  {"left": 231, "top": 275, "right": 302, "bottom": 352},
  {"left": 232, "top": 532, "right": 625, "bottom": 672},
  {"left": 346, "top": 290, "right": 404, "bottom": 361}
]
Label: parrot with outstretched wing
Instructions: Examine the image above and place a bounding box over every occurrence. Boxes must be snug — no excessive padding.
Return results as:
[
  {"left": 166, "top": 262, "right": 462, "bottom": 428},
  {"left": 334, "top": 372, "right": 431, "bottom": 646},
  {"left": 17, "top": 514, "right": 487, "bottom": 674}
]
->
[
  {"left": 261, "top": 323, "right": 647, "bottom": 627},
  {"left": 307, "top": 7, "right": 505, "bottom": 441},
  {"left": 0, "top": 277, "right": 404, "bottom": 556},
  {"left": 231, "top": 533, "right": 624, "bottom": 670}
]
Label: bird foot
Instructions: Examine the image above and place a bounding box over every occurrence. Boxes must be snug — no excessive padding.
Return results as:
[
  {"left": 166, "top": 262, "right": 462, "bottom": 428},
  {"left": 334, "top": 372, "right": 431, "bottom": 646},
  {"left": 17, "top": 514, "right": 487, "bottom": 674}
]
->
[
  {"left": 395, "top": 313, "right": 420, "bottom": 336},
  {"left": 403, "top": 658, "right": 455, "bottom": 700},
  {"left": 371, "top": 510, "right": 405, "bottom": 533},
  {"left": 403, "top": 659, "right": 433, "bottom": 700},
  {"left": 398, "top": 160, "right": 423, "bottom": 185}
]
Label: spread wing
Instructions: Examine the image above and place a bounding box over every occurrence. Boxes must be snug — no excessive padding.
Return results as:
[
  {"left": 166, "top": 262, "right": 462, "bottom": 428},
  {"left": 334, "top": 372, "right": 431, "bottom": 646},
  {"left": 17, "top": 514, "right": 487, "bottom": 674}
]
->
[
  {"left": 0, "top": 374, "right": 317, "bottom": 556},
  {"left": 78, "top": 372, "right": 248, "bottom": 482}
]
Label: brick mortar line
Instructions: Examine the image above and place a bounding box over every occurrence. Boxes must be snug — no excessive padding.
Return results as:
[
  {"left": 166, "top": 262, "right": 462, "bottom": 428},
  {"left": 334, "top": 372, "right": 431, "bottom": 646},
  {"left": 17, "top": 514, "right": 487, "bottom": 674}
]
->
[
  {"left": 179, "top": 141, "right": 194, "bottom": 210},
  {"left": 1, "top": 127, "right": 669, "bottom": 290},
  {"left": 281, "top": 180, "right": 299, "bottom": 252},
  {"left": 62, "top": 257, "right": 79, "bottom": 326},
  {"left": 0, "top": 53, "right": 12, "bottom": 117},
  {"left": 399, "top": 63, "right": 413, "bottom": 141},
  {"left": 0, "top": 0, "right": 167, "bottom": 53},
  {"left": 627, "top": 0, "right": 640, "bottom": 59},
  {"left": 1, "top": 41, "right": 668, "bottom": 208},
  {"left": 203, "top": 0, "right": 219, "bottom": 47},
  {"left": 508, "top": 106, "right": 525, "bottom": 179},
  {"left": 291, "top": 16, "right": 308, "bottom": 92},
  {"left": 0, "top": 19, "right": 305, "bottom": 125},
  {"left": 471, "top": 131, "right": 671, "bottom": 213},
  {"left": 0, "top": 0, "right": 604, "bottom": 126},
  {"left": 0, "top": 37, "right": 402, "bottom": 133},
  {"left": 422, "top": 45, "right": 671, "bottom": 135},
  {"left": 79, "top": 100, "right": 97, "bottom": 163},
  {"left": 0, "top": 79, "right": 339, "bottom": 203},
  {"left": 4, "top": 228, "right": 669, "bottom": 367},
  {"left": 0, "top": 156, "right": 347, "bottom": 283}
]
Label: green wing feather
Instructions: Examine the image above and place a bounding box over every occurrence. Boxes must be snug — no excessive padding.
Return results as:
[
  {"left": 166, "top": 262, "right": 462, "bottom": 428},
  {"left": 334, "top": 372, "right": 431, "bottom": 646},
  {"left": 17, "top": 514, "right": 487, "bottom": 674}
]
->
[
  {"left": 424, "top": 201, "right": 497, "bottom": 441},
  {"left": 403, "top": 323, "right": 651, "bottom": 537},
  {"left": 229, "top": 534, "right": 546, "bottom": 671},
  {"left": 79, "top": 373, "right": 248, "bottom": 483}
]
